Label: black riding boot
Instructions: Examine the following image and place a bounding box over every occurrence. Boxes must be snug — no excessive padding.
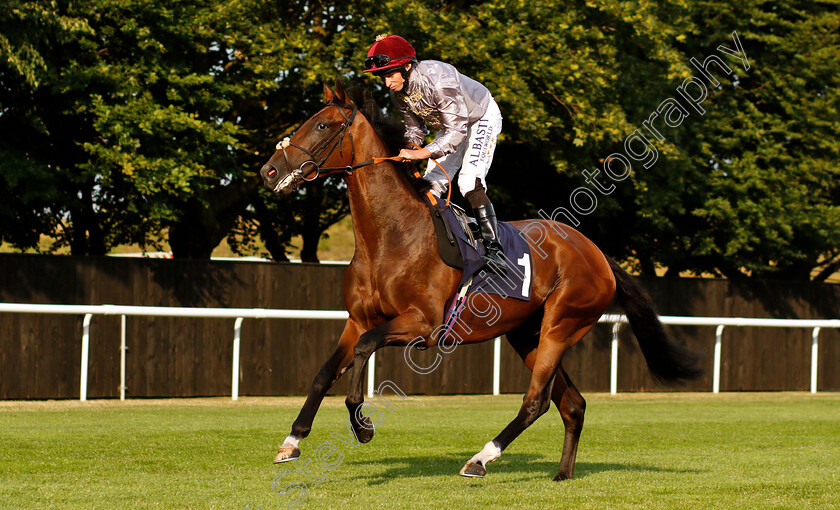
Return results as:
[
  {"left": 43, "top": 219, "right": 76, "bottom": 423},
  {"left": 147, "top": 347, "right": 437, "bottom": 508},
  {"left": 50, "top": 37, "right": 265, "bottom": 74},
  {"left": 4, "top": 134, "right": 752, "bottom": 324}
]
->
[{"left": 473, "top": 203, "right": 507, "bottom": 276}]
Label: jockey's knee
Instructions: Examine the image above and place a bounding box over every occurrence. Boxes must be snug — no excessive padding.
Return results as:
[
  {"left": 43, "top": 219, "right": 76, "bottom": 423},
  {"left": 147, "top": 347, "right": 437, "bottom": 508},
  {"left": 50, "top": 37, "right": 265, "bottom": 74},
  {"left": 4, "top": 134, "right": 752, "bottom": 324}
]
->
[
  {"left": 464, "top": 179, "right": 490, "bottom": 208},
  {"left": 422, "top": 175, "right": 449, "bottom": 197}
]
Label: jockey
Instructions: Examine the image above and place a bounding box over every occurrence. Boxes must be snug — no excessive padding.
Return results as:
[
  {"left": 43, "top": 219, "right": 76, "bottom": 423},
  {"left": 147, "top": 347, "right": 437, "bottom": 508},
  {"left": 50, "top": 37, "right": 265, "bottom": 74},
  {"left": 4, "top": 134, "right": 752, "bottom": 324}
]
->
[{"left": 364, "top": 34, "right": 507, "bottom": 276}]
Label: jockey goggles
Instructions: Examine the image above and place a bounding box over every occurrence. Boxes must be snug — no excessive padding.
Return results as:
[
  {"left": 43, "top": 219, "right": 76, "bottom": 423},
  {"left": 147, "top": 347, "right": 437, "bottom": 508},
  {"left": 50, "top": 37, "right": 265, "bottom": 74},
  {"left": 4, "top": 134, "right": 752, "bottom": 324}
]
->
[{"left": 364, "top": 54, "right": 415, "bottom": 71}]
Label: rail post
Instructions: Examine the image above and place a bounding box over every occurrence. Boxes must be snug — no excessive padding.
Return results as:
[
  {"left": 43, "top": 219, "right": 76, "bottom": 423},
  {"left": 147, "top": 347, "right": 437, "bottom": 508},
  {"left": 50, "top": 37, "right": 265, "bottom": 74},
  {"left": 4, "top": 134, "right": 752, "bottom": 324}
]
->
[
  {"left": 232, "top": 318, "right": 244, "bottom": 401},
  {"left": 610, "top": 322, "right": 621, "bottom": 395},
  {"left": 713, "top": 325, "right": 724, "bottom": 393},
  {"left": 811, "top": 327, "right": 820, "bottom": 394},
  {"left": 366, "top": 352, "right": 376, "bottom": 398},
  {"left": 119, "top": 315, "right": 127, "bottom": 401},
  {"left": 492, "top": 336, "right": 501, "bottom": 395},
  {"left": 80, "top": 314, "right": 92, "bottom": 402}
]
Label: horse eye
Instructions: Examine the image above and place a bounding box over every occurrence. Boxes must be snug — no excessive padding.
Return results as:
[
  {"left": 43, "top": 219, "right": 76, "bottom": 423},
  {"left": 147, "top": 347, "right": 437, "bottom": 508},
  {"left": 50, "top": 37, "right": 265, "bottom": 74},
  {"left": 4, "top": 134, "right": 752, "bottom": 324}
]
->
[{"left": 317, "top": 123, "right": 328, "bottom": 130}]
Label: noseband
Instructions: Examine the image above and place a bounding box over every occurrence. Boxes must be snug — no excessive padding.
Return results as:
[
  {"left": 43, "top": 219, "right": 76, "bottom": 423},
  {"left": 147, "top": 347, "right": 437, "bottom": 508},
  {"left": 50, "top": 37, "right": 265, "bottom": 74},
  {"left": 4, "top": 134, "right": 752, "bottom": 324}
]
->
[
  {"left": 273, "top": 103, "right": 361, "bottom": 191},
  {"left": 270, "top": 103, "right": 441, "bottom": 202}
]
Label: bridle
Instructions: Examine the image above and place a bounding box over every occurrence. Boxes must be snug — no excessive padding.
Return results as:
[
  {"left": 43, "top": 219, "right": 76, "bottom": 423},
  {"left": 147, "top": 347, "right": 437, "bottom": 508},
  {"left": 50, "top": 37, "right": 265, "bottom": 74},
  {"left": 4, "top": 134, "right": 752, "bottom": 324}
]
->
[
  {"left": 272, "top": 102, "right": 376, "bottom": 191},
  {"left": 270, "top": 101, "right": 452, "bottom": 206}
]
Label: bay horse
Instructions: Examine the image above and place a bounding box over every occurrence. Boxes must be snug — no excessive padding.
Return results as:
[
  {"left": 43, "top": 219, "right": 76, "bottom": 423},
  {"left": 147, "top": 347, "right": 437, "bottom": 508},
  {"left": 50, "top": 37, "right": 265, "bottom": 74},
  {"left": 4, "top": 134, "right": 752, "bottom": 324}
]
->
[{"left": 259, "top": 80, "right": 701, "bottom": 481}]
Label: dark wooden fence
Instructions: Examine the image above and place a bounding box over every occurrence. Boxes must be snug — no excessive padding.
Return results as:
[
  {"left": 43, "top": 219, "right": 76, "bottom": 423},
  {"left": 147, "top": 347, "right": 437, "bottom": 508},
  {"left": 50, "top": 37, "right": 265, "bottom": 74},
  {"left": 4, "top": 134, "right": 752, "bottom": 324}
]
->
[{"left": 1, "top": 253, "right": 838, "bottom": 399}]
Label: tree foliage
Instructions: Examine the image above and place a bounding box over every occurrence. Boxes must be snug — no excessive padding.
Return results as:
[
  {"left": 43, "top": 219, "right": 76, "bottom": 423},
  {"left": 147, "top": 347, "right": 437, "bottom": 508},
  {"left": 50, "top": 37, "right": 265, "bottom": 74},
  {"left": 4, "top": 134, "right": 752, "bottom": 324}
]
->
[
  {"left": 368, "top": 0, "right": 840, "bottom": 280},
  {"left": 1, "top": 0, "right": 838, "bottom": 279},
  {"left": 675, "top": 1, "right": 840, "bottom": 280},
  {"left": 0, "top": 0, "right": 353, "bottom": 259}
]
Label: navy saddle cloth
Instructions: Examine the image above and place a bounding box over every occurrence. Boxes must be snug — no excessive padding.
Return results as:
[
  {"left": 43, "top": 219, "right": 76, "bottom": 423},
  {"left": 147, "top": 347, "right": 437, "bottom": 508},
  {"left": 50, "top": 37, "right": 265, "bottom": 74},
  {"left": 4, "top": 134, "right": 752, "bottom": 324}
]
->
[{"left": 428, "top": 200, "right": 532, "bottom": 302}]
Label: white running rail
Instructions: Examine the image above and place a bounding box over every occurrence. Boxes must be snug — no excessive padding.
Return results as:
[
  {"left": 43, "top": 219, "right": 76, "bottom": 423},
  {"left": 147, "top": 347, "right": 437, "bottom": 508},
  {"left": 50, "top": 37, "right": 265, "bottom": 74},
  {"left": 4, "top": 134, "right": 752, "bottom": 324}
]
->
[
  {"left": 1, "top": 303, "right": 838, "bottom": 400},
  {"left": 599, "top": 314, "right": 840, "bottom": 395},
  {"left": 0, "top": 303, "right": 347, "bottom": 401}
]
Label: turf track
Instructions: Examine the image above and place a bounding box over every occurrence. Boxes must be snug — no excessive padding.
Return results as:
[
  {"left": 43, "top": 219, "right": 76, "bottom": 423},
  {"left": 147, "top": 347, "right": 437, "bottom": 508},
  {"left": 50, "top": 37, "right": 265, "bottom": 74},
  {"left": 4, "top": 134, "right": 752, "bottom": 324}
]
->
[{"left": 1, "top": 392, "right": 838, "bottom": 509}]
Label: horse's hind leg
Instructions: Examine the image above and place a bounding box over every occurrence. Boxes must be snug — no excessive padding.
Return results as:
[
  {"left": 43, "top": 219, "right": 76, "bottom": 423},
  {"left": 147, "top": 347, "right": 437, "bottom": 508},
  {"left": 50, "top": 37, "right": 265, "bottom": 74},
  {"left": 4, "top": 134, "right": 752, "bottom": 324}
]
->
[
  {"left": 460, "top": 314, "right": 596, "bottom": 478},
  {"left": 504, "top": 319, "right": 587, "bottom": 481},
  {"left": 552, "top": 367, "right": 585, "bottom": 481}
]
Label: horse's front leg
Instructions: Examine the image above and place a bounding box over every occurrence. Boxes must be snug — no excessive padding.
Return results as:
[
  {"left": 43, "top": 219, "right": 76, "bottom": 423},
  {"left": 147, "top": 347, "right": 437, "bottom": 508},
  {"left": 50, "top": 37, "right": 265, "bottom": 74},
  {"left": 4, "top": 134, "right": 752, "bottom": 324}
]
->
[
  {"left": 344, "top": 311, "right": 433, "bottom": 443},
  {"left": 274, "top": 319, "right": 363, "bottom": 463}
]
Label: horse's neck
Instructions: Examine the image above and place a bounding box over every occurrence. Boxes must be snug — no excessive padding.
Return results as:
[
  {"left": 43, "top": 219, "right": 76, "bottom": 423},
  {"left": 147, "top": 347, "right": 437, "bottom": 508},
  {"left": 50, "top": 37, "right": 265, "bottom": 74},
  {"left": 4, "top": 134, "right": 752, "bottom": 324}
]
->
[{"left": 345, "top": 132, "right": 432, "bottom": 258}]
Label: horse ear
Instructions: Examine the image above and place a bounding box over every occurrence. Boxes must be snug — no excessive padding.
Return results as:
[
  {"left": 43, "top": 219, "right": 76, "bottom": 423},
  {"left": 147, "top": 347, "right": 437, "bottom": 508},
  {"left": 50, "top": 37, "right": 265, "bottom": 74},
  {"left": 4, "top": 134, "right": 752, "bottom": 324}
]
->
[
  {"left": 334, "top": 78, "right": 349, "bottom": 104},
  {"left": 324, "top": 81, "right": 336, "bottom": 104}
]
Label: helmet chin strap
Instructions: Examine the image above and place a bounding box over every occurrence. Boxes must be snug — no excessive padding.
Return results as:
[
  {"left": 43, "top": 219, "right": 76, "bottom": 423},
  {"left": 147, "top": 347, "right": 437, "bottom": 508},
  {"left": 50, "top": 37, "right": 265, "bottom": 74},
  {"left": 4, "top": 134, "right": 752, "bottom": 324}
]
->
[{"left": 400, "top": 61, "right": 414, "bottom": 81}]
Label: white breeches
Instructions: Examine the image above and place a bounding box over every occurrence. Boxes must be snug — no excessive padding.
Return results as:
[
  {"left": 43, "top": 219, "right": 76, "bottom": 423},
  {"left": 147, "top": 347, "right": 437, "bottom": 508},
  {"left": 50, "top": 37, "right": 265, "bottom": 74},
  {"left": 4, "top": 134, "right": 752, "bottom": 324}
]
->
[{"left": 423, "top": 100, "right": 502, "bottom": 198}]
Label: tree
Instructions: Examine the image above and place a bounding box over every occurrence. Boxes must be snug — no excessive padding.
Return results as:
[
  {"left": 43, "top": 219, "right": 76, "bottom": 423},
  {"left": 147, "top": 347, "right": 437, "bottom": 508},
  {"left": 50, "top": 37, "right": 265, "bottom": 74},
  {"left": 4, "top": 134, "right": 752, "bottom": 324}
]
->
[
  {"left": 363, "top": 0, "right": 701, "bottom": 269},
  {"left": 667, "top": 1, "right": 840, "bottom": 280},
  {"left": 0, "top": 1, "right": 95, "bottom": 252},
  {"left": 0, "top": 0, "right": 354, "bottom": 260},
  {"left": 4, "top": 0, "right": 837, "bottom": 279},
  {"left": 364, "top": 0, "right": 840, "bottom": 280}
]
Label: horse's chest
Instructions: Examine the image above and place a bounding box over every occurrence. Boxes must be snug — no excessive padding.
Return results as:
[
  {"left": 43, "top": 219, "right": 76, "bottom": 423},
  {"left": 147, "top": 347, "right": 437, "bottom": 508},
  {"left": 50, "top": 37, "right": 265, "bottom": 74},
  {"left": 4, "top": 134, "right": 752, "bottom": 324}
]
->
[
  {"left": 352, "top": 277, "right": 405, "bottom": 325},
  {"left": 368, "top": 285, "right": 401, "bottom": 318}
]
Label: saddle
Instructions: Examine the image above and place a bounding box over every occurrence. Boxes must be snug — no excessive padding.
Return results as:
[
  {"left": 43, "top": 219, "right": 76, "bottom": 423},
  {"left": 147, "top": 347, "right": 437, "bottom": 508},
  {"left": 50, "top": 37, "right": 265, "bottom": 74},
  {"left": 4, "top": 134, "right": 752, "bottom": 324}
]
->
[
  {"left": 426, "top": 198, "right": 532, "bottom": 302},
  {"left": 428, "top": 201, "right": 476, "bottom": 270}
]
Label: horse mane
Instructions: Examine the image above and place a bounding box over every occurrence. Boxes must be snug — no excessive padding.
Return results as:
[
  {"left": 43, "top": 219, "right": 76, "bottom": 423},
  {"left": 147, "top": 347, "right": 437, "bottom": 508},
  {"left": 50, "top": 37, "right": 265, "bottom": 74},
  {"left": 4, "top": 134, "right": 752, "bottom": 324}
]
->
[{"left": 347, "top": 87, "right": 434, "bottom": 197}]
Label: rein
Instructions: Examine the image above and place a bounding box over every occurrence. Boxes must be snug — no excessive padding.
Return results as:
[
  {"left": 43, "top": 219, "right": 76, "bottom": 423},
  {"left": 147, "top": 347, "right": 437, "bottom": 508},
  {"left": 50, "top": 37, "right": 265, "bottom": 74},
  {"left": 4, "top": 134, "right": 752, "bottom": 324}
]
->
[{"left": 275, "top": 102, "right": 451, "bottom": 206}]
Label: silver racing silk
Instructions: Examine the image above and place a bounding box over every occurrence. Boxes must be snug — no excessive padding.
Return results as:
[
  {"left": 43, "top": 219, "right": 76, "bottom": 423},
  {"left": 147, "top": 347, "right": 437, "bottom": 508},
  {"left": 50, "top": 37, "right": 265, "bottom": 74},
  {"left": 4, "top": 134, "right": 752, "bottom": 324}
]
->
[{"left": 390, "top": 60, "right": 493, "bottom": 159}]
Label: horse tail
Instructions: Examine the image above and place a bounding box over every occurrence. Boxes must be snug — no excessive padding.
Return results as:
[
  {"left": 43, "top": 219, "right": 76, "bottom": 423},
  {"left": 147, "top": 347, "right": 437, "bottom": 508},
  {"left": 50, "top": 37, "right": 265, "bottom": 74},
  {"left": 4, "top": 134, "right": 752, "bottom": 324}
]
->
[{"left": 607, "top": 257, "right": 703, "bottom": 384}]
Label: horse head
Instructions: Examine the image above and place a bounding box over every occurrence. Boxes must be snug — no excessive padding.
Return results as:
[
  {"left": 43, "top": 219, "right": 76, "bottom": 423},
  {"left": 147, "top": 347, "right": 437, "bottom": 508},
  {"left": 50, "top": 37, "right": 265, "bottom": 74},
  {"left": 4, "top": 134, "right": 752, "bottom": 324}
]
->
[{"left": 260, "top": 79, "right": 357, "bottom": 194}]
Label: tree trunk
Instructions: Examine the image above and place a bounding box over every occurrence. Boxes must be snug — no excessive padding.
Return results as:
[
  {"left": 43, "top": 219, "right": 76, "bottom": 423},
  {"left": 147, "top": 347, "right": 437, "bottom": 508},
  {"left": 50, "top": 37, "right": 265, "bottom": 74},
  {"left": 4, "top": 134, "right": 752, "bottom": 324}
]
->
[
  {"left": 298, "top": 181, "right": 326, "bottom": 263},
  {"left": 300, "top": 229, "right": 321, "bottom": 263},
  {"left": 169, "top": 176, "right": 260, "bottom": 259},
  {"left": 168, "top": 203, "right": 219, "bottom": 259},
  {"left": 68, "top": 184, "right": 107, "bottom": 256},
  {"left": 638, "top": 255, "right": 658, "bottom": 277},
  {"left": 813, "top": 257, "right": 840, "bottom": 283},
  {"left": 253, "top": 196, "right": 290, "bottom": 262}
]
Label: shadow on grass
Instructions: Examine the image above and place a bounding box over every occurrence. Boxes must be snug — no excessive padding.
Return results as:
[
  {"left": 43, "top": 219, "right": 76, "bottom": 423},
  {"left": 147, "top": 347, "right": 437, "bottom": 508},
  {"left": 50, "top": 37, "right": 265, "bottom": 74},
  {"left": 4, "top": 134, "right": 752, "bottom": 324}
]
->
[{"left": 347, "top": 452, "right": 701, "bottom": 485}]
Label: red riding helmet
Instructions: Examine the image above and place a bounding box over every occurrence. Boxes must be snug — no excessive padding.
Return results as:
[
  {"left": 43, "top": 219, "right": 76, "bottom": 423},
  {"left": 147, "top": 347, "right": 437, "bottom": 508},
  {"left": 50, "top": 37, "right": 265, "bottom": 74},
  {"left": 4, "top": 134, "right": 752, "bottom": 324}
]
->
[{"left": 364, "top": 34, "right": 416, "bottom": 75}]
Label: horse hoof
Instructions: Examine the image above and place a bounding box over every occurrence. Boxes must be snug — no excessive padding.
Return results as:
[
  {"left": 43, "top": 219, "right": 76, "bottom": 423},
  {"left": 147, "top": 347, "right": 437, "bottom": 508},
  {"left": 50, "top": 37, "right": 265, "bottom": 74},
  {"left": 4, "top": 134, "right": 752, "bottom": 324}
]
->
[
  {"left": 352, "top": 416, "right": 375, "bottom": 443},
  {"left": 459, "top": 461, "right": 486, "bottom": 478},
  {"left": 355, "top": 425, "right": 375, "bottom": 444},
  {"left": 553, "top": 473, "right": 571, "bottom": 482},
  {"left": 273, "top": 446, "right": 301, "bottom": 464}
]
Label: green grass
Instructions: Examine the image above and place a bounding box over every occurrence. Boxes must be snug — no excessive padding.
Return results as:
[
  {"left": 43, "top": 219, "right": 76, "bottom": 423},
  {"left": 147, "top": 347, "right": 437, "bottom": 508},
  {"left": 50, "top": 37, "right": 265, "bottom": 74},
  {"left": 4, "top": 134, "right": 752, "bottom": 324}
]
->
[
  {"left": 1, "top": 393, "right": 839, "bottom": 509},
  {"left": 0, "top": 215, "right": 357, "bottom": 262}
]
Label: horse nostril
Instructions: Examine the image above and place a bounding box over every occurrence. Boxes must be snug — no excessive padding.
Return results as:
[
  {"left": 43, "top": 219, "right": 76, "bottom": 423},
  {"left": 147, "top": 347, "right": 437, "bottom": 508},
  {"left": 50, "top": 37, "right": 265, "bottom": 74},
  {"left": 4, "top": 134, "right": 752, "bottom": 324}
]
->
[{"left": 261, "top": 164, "right": 278, "bottom": 180}]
